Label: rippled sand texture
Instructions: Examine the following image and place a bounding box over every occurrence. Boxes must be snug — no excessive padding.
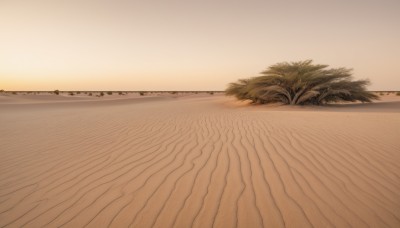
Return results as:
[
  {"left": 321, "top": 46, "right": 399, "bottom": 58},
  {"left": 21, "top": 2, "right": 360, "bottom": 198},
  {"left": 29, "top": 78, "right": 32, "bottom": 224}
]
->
[{"left": 1, "top": 95, "right": 399, "bottom": 227}]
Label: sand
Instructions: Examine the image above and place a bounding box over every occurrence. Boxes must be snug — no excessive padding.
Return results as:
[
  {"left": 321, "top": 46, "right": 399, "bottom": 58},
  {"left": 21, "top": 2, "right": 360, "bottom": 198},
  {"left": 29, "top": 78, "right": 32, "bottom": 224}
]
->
[{"left": 0, "top": 93, "right": 399, "bottom": 227}]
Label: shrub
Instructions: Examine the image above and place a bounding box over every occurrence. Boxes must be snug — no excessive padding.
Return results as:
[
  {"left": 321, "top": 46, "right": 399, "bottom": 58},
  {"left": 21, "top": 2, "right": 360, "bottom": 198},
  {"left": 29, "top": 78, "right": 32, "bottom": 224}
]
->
[
  {"left": 209, "top": 91, "right": 214, "bottom": 95},
  {"left": 12, "top": 92, "right": 17, "bottom": 95},
  {"left": 107, "top": 91, "right": 112, "bottom": 95},
  {"left": 118, "top": 91, "right": 123, "bottom": 95},
  {"left": 69, "top": 92, "right": 74, "bottom": 96},
  {"left": 100, "top": 92, "right": 104, "bottom": 96},
  {"left": 88, "top": 92, "right": 92, "bottom": 96},
  {"left": 170, "top": 91, "right": 177, "bottom": 94},
  {"left": 396, "top": 92, "right": 400, "bottom": 96},
  {"left": 226, "top": 60, "right": 378, "bottom": 105},
  {"left": 0, "top": 89, "right": 4, "bottom": 93},
  {"left": 139, "top": 92, "right": 145, "bottom": 96},
  {"left": 54, "top": 90, "right": 60, "bottom": 95}
]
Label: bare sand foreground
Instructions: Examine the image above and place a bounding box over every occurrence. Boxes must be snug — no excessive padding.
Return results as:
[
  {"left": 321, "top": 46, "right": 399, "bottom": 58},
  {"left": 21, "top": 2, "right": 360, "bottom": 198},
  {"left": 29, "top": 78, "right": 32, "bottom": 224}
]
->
[{"left": 0, "top": 94, "right": 399, "bottom": 228}]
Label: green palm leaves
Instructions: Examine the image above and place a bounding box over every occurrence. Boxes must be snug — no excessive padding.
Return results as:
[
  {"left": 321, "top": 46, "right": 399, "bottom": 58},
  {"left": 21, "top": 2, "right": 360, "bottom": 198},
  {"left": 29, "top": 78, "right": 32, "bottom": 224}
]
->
[{"left": 226, "top": 60, "right": 378, "bottom": 105}]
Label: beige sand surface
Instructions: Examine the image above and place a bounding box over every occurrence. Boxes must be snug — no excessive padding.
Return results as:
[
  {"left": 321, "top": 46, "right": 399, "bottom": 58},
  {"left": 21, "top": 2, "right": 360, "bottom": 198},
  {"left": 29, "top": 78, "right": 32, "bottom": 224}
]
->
[{"left": 0, "top": 94, "right": 399, "bottom": 227}]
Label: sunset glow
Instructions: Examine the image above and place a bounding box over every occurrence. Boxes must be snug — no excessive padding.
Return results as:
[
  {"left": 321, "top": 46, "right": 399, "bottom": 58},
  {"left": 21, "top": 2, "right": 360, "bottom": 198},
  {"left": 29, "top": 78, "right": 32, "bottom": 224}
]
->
[{"left": 1, "top": 0, "right": 399, "bottom": 90}]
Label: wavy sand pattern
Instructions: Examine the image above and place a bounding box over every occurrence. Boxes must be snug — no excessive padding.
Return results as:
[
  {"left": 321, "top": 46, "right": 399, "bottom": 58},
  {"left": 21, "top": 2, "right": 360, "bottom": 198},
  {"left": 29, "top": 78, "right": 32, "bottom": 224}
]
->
[{"left": 0, "top": 95, "right": 399, "bottom": 227}]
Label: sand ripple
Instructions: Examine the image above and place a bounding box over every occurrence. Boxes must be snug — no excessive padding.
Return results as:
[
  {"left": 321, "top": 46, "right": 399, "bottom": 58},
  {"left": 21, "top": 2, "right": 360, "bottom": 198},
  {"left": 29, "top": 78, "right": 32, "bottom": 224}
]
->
[{"left": 0, "top": 96, "right": 399, "bottom": 227}]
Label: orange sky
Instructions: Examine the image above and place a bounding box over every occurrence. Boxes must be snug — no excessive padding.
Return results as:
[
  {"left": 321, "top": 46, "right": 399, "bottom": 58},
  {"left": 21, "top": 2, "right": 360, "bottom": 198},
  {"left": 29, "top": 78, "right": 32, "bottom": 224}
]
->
[{"left": 1, "top": 0, "right": 399, "bottom": 91}]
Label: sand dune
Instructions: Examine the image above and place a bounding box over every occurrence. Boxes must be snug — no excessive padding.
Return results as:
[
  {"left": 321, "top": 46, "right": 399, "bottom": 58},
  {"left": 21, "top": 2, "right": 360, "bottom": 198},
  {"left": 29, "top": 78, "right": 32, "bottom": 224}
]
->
[{"left": 0, "top": 94, "right": 399, "bottom": 227}]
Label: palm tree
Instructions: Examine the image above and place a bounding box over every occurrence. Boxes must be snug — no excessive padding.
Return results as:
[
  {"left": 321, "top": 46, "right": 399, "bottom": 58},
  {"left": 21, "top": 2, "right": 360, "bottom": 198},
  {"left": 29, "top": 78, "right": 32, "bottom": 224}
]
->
[{"left": 226, "top": 60, "right": 378, "bottom": 105}]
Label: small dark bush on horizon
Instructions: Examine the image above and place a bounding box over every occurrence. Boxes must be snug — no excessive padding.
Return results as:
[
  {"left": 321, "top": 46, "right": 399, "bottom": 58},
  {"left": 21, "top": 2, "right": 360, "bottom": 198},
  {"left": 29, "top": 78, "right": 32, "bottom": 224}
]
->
[
  {"left": 139, "top": 92, "right": 145, "bottom": 96},
  {"left": 226, "top": 60, "right": 378, "bottom": 105},
  {"left": 54, "top": 90, "right": 60, "bottom": 95}
]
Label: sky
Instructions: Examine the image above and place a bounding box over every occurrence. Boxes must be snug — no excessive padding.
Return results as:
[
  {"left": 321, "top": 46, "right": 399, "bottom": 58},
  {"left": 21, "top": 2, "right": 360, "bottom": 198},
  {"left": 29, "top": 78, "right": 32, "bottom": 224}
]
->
[{"left": 1, "top": 0, "right": 399, "bottom": 91}]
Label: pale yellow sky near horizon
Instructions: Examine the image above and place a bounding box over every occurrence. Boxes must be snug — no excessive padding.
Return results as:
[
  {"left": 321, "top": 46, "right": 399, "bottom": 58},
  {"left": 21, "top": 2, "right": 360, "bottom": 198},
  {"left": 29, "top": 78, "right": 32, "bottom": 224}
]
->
[{"left": 1, "top": 0, "right": 399, "bottom": 91}]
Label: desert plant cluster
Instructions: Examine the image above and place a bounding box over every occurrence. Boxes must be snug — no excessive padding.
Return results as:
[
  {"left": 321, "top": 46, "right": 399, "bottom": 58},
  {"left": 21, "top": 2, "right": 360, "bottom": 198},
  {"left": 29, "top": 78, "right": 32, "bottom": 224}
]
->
[
  {"left": 0, "top": 90, "right": 224, "bottom": 97},
  {"left": 226, "top": 60, "right": 378, "bottom": 105}
]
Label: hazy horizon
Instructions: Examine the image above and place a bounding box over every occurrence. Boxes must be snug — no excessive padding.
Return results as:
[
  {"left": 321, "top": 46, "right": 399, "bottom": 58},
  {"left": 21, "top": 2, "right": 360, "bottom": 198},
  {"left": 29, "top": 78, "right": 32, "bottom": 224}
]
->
[{"left": 1, "top": 0, "right": 399, "bottom": 91}]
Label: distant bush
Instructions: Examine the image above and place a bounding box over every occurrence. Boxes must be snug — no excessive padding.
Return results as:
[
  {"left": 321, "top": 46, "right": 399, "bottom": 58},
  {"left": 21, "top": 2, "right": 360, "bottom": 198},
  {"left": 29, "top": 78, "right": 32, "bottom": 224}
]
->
[
  {"left": 12, "top": 92, "right": 17, "bottom": 95},
  {"left": 170, "top": 91, "right": 177, "bottom": 94},
  {"left": 396, "top": 92, "right": 400, "bottom": 96},
  {"left": 209, "top": 91, "right": 214, "bottom": 95},
  {"left": 118, "top": 91, "right": 123, "bottom": 95},
  {"left": 54, "top": 90, "right": 60, "bottom": 95},
  {"left": 0, "top": 89, "right": 4, "bottom": 93},
  {"left": 100, "top": 92, "right": 104, "bottom": 96},
  {"left": 77, "top": 91, "right": 81, "bottom": 94},
  {"left": 88, "top": 92, "right": 92, "bottom": 96},
  {"left": 69, "top": 92, "right": 74, "bottom": 96},
  {"left": 107, "top": 91, "right": 112, "bottom": 95},
  {"left": 139, "top": 92, "right": 145, "bottom": 96}
]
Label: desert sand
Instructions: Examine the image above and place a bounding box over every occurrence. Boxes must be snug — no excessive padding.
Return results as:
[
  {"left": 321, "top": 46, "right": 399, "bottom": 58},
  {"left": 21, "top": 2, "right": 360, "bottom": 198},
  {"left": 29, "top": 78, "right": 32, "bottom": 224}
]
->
[{"left": 0, "top": 93, "right": 399, "bottom": 227}]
